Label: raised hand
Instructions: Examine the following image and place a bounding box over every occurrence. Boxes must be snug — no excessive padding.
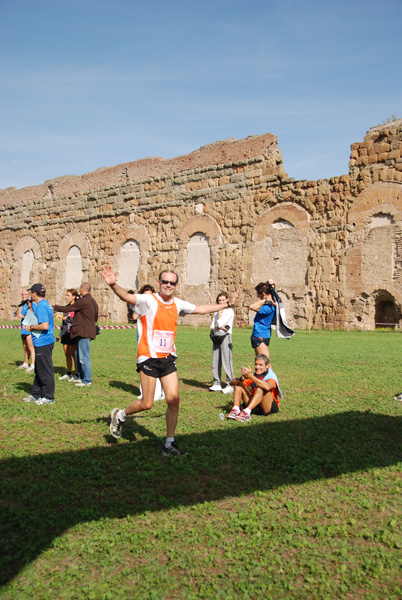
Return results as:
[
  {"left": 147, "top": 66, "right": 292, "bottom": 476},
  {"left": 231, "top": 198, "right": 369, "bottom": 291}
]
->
[
  {"left": 229, "top": 288, "right": 240, "bottom": 307},
  {"left": 100, "top": 264, "right": 117, "bottom": 286}
]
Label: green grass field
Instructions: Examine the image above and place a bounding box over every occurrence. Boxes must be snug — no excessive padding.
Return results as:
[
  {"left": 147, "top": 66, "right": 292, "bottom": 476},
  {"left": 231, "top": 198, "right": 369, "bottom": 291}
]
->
[{"left": 1, "top": 325, "right": 401, "bottom": 599}]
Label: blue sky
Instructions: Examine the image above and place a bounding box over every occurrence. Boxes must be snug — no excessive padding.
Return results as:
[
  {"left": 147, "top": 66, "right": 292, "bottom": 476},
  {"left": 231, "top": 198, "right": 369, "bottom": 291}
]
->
[{"left": 1, "top": 0, "right": 401, "bottom": 190}]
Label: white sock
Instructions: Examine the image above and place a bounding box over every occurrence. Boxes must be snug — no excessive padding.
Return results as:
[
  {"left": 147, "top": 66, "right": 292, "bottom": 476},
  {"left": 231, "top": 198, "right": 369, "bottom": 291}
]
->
[
  {"left": 165, "top": 437, "right": 174, "bottom": 448},
  {"left": 117, "top": 409, "right": 127, "bottom": 421},
  {"left": 244, "top": 408, "right": 251, "bottom": 415},
  {"left": 232, "top": 406, "right": 240, "bottom": 412}
]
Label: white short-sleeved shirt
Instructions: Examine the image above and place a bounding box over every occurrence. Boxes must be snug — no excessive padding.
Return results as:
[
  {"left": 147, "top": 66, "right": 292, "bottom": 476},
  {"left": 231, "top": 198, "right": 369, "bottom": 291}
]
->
[
  {"left": 210, "top": 307, "right": 234, "bottom": 334},
  {"left": 134, "top": 293, "right": 195, "bottom": 363}
]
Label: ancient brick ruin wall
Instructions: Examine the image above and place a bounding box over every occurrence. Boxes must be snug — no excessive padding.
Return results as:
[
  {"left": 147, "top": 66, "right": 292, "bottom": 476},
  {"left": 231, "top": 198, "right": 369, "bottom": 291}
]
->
[{"left": 1, "top": 122, "right": 402, "bottom": 329}]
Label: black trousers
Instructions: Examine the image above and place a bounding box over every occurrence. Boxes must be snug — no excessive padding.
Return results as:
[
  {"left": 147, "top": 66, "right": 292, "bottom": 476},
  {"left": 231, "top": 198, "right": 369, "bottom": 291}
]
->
[{"left": 32, "top": 342, "right": 55, "bottom": 400}]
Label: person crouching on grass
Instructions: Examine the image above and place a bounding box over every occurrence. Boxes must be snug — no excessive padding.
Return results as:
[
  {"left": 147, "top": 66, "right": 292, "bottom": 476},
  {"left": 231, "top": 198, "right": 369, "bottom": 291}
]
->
[{"left": 226, "top": 354, "right": 282, "bottom": 422}]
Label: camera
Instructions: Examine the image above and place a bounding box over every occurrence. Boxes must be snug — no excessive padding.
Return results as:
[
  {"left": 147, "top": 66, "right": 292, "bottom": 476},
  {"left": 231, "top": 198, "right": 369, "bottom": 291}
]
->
[{"left": 17, "top": 299, "right": 30, "bottom": 307}]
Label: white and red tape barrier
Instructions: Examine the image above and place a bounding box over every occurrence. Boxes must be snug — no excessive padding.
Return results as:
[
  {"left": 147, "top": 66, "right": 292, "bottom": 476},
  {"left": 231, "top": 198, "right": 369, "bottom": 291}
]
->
[{"left": 0, "top": 324, "right": 138, "bottom": 330}]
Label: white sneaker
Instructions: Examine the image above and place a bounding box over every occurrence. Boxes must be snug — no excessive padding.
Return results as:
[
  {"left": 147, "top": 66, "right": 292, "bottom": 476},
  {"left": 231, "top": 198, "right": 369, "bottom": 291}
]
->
[
  {"left": 222, "top": 385, "right": 234, "bottom": 394},
  {"left": 26, "top": 365, "right": 35, "bottom": 374},
  {"left": 227, "top": 407, "right": 241, "bottom": 419},
  {"left": 209, "top": 383, "right": 222, "bottom": 392},
  {"left": 22, "top": 394, "right": 39, "bottom": 403},
  {"left": 35, "top": 397, "right": 55, "bottom": 405},
  {"left": 75, "top": 382, "right": 92, "bottom": 387},
  {"left": 59, "top": 373, "right": 70, "bottom": 380},
  {"left": 69, "top": 375, "right": 80, "bottom": 383},
  {"left": 394, "top": 393, "right": 402, "bottom": 401},
  {"left": 18, "top": 363, "right": 28, "bottom": 370}
]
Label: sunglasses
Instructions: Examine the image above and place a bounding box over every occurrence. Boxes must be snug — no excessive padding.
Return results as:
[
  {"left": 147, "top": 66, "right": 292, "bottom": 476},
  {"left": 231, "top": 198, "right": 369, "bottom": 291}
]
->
[{"left": 160, "top": 279, "right": 177, "bottom": 286}]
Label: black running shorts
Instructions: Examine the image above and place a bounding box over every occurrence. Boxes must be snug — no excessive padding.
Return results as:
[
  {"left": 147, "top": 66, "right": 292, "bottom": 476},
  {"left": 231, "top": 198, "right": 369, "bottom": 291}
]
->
[{"left": 136, "top": 354, "right": 177, "bottom": 378}]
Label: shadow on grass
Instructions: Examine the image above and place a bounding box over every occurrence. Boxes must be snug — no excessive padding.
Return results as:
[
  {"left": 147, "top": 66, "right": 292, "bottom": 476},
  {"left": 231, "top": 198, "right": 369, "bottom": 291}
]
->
[
  {"left": 1, "top": 410, "right": 401, "bottom": 585},
  {"left": 54, "top": 365, "right": 68, "bottom": 376},
  {"left": 181, "top": 377, "right": 210, "bottom": 390},
  {"left": 13, "top": 362, "right": 66, "bottom": 376},
  {"left": 15, "top": 382, "right": 35, "bottom": 394},
  {"left": 109, "top": 379, "right": 140, "bottom": 395}
]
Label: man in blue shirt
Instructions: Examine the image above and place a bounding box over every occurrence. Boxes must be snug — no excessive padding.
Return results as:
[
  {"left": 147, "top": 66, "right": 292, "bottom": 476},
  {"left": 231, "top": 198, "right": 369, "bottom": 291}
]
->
[{"left": 22, "top": 283, "right": 55, "bottom": 405}]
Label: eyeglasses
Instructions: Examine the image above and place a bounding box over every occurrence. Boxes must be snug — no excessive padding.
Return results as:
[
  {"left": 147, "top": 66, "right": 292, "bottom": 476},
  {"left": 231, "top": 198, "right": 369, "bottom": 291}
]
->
[{"left": 160, "top": 279, "right": 177, "bottom": 286}]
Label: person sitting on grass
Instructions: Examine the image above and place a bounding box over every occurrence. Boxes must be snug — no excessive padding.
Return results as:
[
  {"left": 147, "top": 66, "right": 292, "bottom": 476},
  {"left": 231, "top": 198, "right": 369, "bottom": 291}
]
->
[{"left": 227, "top": 354, "right": 282, "bottom": 422}]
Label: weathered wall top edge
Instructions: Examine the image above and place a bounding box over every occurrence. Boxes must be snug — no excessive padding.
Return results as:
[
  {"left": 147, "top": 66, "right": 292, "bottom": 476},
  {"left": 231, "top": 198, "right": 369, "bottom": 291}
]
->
[
  {"left": 0, "top": 132, "right": 279, "bottom": 207},
  {"left": 363, "top": 119, "right": 402, "bottom": 140}
]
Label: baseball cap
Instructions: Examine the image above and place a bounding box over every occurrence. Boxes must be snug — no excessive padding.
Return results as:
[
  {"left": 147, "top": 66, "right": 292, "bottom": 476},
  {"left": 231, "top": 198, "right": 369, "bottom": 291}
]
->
[{"left": 28, "top": 283, "right": 46, "bottom": 293}]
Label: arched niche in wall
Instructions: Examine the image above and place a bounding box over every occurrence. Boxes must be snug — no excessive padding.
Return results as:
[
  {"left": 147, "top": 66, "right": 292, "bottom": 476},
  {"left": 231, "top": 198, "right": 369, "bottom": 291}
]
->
[
  {"left": 57, "top": 230, "right": 91, "bottom": 302},
  {"left": 21, "top": 250, "right": 34, "bottom": 287},
  {"left": 251, "top": 203, "right": 309, "bottom": 328},
  {"left": 176, "top": 215, "right": 222, "bottom": 306},
  {"left": 11, "top": 236, "right": 41, "bottom": 302},
  {"left": 375, "top": 289, "right": 400, "bottom": 329},
  {"left": 252, "top": 203, "right": 309, "bottom": 290},
  {"left": 346, "top": 182, "right": 402, "bottom": 328},
  {"left": 66, "top": 246, "right": 83, "bottom": 289},
  {"left": 118, "top": 239, "right": 140, "bottom": 290},
  {"left": 348, "top": 284, "right": 402, "bottom": 330},
  {"left": 110, "top": 223, "right": 151, "bottom": 322},
  {"left": 187, "top": 233, "right": 210, "bottom": 285}
]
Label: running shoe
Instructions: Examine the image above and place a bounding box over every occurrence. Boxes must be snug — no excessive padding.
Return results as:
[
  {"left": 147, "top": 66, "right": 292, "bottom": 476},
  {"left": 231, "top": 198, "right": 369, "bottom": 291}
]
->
[
  {"left": 35, "top": 398, "right": 55, "bottom": 405},
  {"left": 227, "top": 407, "right": 241, "bottom": 419},
  {"left": 222, "top": 385, "right": 234, "bottom": 394},
  {"left": 161, "top": 442, "right": 188, "bottom": 458},
  {"left": 235, "top": 410, "right": 251, "bottom": 422},
  {"left": 110, "top": 408, "right": 123, "bottom": 439},
  {"left": 22, "top": 394, "right": 39, "bottom": 403}
]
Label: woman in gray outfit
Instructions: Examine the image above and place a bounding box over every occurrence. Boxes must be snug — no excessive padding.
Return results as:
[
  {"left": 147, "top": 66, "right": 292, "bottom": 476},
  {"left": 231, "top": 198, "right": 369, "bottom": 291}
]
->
[{"left": 209, "top": 292, "right": 235, "bottom": 394}]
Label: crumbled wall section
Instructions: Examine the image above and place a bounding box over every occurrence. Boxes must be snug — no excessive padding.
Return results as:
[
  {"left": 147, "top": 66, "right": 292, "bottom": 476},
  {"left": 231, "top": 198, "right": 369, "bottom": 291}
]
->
[{"left": 1, "top": 123, "right": 402, "bottom": 329}]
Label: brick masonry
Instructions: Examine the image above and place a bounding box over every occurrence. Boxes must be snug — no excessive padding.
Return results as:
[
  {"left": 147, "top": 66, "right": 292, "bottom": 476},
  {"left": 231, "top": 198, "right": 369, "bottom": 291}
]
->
[{"left": 1, "top": 122, "right": 402, "bottom": 329}]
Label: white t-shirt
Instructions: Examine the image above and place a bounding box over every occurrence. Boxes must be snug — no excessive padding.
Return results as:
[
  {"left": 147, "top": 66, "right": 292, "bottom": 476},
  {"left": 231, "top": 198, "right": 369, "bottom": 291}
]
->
[{"left": 210, "top": 307, "right": 234, "bottom": 334}]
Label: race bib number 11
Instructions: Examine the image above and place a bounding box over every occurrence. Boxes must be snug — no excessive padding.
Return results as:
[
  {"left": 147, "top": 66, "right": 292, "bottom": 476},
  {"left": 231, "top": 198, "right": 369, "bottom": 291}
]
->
[{"left": 153, "top": 330, "right": 174, "bottom": 353}]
